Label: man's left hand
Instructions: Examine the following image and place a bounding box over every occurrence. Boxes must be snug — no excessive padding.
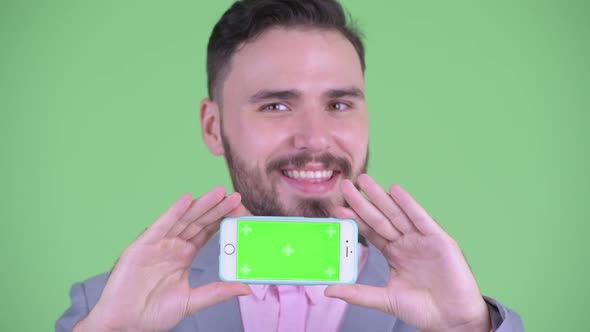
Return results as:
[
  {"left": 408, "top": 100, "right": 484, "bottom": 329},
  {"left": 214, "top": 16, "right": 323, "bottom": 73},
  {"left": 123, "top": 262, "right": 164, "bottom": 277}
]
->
[{"left": 326, "top": 174, "right": 492, "bottom": 332}]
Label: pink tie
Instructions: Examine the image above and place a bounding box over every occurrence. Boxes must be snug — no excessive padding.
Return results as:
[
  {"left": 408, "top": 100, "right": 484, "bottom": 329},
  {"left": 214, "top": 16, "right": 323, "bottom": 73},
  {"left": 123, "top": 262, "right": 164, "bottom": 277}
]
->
[{"left": 277, "top": 285, "right": 308, "bottom": 332}]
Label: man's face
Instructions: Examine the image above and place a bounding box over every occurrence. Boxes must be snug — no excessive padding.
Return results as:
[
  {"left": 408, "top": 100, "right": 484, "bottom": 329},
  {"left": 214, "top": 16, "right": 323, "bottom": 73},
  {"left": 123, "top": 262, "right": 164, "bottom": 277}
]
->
[{"left": 218, "top": 27, "right": 368, "bottom": 217}]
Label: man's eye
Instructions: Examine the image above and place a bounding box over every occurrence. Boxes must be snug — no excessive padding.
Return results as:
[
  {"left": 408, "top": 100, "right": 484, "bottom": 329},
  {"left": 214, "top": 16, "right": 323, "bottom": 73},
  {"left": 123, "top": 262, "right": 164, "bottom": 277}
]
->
[
  {"left": 329, "top": 102, "right": 350, "bottom": 111},
  {"left": 261, "top": 103, "right": 289, "bottom": 112}
]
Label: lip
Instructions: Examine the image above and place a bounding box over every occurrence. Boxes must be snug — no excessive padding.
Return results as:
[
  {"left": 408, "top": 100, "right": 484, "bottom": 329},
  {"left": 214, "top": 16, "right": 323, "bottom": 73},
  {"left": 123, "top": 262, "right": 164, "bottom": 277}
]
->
[
  {"left": 281, "top": 163, "right": 338, "bottom": 172},
  {"left": 279, "top": 169, "right": 340, "bottom": 194}
]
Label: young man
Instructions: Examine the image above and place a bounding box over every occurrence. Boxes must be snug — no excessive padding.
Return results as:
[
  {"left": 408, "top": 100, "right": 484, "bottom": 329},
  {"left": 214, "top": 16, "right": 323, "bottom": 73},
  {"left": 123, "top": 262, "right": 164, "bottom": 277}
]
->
[{"left": 56, "top": 1, "right": 523, "bottom": 331}]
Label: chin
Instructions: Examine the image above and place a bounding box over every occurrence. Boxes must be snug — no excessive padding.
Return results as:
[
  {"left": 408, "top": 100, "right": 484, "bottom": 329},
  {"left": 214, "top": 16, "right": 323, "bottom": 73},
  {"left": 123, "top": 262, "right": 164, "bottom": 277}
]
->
[{"left": 286, "top": 197, "right": 334, "bottom": 218}]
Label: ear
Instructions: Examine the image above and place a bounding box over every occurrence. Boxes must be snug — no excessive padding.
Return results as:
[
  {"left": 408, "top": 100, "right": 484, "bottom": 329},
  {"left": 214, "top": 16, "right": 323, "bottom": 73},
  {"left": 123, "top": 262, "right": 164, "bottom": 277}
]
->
[{"left": 200, "top": 98, "right": 225, "bottom": 156}]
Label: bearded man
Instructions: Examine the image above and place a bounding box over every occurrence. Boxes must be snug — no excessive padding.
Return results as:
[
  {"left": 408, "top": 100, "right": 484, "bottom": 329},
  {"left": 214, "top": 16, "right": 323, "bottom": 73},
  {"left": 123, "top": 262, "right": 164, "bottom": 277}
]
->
[{"left": 57, "top": 1, "right": 523, "bottom": 331}]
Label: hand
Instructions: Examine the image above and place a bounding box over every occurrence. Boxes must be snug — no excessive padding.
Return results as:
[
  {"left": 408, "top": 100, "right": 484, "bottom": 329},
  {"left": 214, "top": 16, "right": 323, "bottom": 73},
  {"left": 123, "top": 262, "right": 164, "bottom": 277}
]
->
[
  {"left": 75, "top": 187, "right": 251, "bottom": 332},
  {"left": 325, "top": 174, "right": 491, "bottom": 332}
]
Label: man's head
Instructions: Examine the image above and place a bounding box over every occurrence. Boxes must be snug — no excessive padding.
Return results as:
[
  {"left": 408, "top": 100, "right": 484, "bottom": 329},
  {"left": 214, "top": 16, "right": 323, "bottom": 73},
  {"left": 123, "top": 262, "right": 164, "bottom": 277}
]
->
[{"left": 200, "top": 0, "right": 369, "bottom": 217}]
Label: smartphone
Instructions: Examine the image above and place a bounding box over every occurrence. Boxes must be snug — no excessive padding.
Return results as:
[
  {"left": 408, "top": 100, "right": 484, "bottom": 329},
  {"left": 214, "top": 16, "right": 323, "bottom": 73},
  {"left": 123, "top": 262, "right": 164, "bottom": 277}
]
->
[{"left": 219, "top": 216, "right": 358, "bottom": 285}]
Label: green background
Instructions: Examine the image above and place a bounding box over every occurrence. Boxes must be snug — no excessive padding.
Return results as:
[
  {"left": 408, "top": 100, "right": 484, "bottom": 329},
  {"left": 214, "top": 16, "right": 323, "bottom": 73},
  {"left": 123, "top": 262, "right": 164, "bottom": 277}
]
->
[
  {"left": 1, "top": 0, "right": 588, "bottom": 330},
  {"left": 236, "top": 221, "right": 340, "bottom": 280}
]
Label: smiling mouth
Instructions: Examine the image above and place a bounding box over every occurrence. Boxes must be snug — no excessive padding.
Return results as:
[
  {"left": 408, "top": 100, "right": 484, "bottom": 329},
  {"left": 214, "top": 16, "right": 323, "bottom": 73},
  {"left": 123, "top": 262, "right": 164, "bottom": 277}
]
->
[
  {"left": 281, "top": 169, "right": 336, "bottom": 181},
  {"left": 279, "top": 166, "right": 340, "bottom": 194}
]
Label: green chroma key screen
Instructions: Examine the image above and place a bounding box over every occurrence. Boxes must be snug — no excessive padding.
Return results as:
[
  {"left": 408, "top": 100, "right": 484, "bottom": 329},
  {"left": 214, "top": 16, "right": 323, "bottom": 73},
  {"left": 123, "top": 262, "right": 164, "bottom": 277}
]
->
[{"left": 236, "top": 220, "right": 341, "bottom": 281}]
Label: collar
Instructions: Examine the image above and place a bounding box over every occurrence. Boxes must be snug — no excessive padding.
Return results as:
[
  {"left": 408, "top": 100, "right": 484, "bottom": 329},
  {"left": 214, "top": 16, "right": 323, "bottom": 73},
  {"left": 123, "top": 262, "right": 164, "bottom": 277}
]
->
[{"left": 249, "top": 284, "right": 327, "bottom": 305}]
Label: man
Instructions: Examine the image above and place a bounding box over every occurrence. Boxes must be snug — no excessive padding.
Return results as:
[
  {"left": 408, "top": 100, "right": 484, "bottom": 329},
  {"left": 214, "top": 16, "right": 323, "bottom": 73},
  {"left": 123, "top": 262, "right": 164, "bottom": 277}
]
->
[{"left": 56, "top": 0, "right": 523, "bottom": 331}]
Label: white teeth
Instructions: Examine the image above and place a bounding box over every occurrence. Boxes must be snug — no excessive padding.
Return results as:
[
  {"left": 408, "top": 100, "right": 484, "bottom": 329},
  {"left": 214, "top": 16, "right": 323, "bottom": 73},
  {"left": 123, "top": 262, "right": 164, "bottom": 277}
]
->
[{"left": 284, "top": 169, "right": 334, "bottom": 180}]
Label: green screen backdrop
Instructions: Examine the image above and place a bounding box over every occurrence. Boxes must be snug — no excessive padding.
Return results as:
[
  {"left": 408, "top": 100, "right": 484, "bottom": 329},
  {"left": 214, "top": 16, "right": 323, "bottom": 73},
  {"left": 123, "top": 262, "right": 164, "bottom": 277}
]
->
[{"left": 1, "top": 0, "right": 588, "bottom": 331}]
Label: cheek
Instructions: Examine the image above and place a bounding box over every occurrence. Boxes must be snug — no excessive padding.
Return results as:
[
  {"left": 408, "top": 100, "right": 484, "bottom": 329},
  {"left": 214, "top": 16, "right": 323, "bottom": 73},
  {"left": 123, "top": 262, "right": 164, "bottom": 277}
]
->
[
  {"left": 229, "top": 116, "right": 290, "bottom": 166},
  {"left": 336, "top": 117, "right": 369, "bottom": 156},
  {"left": 243, "top": 119, "right": 290, "bottom": 147}
]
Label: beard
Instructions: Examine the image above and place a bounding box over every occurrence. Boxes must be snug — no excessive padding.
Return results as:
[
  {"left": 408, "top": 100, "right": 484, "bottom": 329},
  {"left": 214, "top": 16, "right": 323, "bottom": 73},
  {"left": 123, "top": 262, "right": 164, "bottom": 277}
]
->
[{"left": 220, "top": 127, "right": 368, "bottom": 217}]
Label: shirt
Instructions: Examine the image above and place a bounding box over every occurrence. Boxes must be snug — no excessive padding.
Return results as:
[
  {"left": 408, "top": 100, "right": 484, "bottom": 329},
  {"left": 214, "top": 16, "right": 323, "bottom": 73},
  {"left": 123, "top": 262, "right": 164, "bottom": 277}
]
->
[{"left": 238, "top": 243, "right": 370, "bottom": 332}]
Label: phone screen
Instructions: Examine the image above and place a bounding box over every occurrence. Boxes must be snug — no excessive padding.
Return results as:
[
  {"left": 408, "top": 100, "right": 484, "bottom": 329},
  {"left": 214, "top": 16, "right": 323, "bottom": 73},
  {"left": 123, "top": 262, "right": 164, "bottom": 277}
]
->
[{"left": 236, "top": 219, "right": 341, "bottom": 281}]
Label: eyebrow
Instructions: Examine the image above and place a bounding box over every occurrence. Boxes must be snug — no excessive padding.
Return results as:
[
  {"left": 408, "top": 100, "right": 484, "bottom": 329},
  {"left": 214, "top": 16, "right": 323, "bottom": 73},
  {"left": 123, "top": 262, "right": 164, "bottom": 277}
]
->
[
  {"left": 249, "top": 90, "right": 300, "bottom": 104},
  {"left": 325, "top": 87, "right": 365, "bottom": 100},
  {"left": 248, "top": 86, "right": 365, "bottom": 104}
]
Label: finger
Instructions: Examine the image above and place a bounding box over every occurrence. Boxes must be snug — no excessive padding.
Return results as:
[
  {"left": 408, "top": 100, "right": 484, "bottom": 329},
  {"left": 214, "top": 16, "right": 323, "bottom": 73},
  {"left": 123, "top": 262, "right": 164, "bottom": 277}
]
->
[
  {"left": 178, "top": 186, "right": 226, "bottom": 227},
  {"left": 389, "top": 184, "right": 443, "bottom": 235},
  {"left": 188, "top": 199, "right": 249, "bottom": 250},
  {"left": 188, "top": 216, "right": 222, "bottom": 250},
  {"left": 342, "top": 179, "right": 402, "bottom": 241},
  {"left": 226, "top": 201, "right": 252, "bottom": 217},
  {"left": 325, "top": 284, "right": 392, "bottom": 315},
  {"left": 178, "top": 192, "right": 242, "bottom": 241},
  {"left": 167, "top": 187, "right": 226, "bottom": 238},
  {"left": 357, "top": 174, "right": 418, "bottom": 235},
  {"left": 187, "top": 281, "right": 251, "bottom": 316},
  {"left": 332, "top": 206, "right": 388, "bottom": 252},
  {"left": 187, "top": 201, "right": 252, "bottom": 249},
  {"left": 140, "top": 193, "right": 193, "bottom": 244}
]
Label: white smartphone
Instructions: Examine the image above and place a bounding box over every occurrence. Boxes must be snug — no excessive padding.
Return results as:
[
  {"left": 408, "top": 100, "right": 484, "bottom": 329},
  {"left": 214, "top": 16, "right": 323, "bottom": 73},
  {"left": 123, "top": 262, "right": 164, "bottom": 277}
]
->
[{"left": 219, "top": 216, "right": 358, "bottom": 285}]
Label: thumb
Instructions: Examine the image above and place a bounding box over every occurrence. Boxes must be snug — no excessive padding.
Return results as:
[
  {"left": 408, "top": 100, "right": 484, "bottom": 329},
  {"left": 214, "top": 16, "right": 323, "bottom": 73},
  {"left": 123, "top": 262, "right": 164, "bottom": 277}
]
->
[
  {"left": 325, "top": 284, "right": 390, "bottom": 314},
  {"left": 187, "top": 281, "right": 251, "bottom": 315}
]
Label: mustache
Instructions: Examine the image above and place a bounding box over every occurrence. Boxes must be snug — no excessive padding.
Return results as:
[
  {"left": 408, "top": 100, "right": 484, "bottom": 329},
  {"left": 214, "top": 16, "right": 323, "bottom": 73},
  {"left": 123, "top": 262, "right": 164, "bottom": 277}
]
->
[{"left": 266, "top": 152, "right": 352, "bottom": 178}]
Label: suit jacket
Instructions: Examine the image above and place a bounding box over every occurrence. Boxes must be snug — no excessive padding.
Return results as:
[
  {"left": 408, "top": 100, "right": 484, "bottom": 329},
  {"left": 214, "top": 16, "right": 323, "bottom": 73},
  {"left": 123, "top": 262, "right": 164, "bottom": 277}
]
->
[{"left": 56, "top": 234, "right": 523, "bottom": 331}]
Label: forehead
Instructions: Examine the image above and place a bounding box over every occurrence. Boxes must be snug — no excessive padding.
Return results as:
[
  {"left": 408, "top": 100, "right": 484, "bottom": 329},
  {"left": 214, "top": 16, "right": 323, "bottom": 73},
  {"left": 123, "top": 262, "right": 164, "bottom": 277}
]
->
[{"left": 221, "top": 27, "right": 364, "bottom": 103}]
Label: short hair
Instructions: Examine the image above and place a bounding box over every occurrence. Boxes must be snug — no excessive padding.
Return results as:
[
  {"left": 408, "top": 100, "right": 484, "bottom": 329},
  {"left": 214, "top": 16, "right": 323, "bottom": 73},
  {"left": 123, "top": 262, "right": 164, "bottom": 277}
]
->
[{"left": 206, "top": 0, "right": 365, "bottom": 101}]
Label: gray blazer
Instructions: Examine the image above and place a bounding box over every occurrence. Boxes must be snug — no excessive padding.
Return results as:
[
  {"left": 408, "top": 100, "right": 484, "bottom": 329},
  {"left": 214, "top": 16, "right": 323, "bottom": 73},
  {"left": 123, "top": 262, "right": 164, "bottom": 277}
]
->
[{"left": 56, "top": 234, "right": 523, "bottom": 331}]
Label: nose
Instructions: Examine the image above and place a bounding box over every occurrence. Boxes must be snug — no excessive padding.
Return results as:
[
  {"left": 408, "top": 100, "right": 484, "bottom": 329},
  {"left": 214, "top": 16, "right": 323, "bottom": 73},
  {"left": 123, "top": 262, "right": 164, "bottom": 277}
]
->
[{"left": 292, "top": 110, "right": 331, "bottom": 152}]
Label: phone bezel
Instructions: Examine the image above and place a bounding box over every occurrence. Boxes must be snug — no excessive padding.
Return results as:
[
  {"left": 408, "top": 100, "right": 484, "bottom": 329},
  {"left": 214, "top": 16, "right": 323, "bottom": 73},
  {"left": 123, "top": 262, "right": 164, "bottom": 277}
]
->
[{"left": 219, "top": 216, "right": 358, "bottom": 285}]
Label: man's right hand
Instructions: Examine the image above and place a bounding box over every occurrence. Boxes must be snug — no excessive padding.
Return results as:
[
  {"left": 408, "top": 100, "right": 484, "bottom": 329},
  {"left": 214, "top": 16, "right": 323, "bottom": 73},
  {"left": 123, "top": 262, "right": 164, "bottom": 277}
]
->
[{"left": 74, "top": 187, "right": 251, "bottom": 332}]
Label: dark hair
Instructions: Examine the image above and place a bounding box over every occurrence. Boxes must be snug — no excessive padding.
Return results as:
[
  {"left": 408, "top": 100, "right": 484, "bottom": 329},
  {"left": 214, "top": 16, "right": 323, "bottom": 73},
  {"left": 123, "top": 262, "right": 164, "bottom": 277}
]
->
[{"left": 206, "top": 0, "right": 365, "bottom": 101}]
